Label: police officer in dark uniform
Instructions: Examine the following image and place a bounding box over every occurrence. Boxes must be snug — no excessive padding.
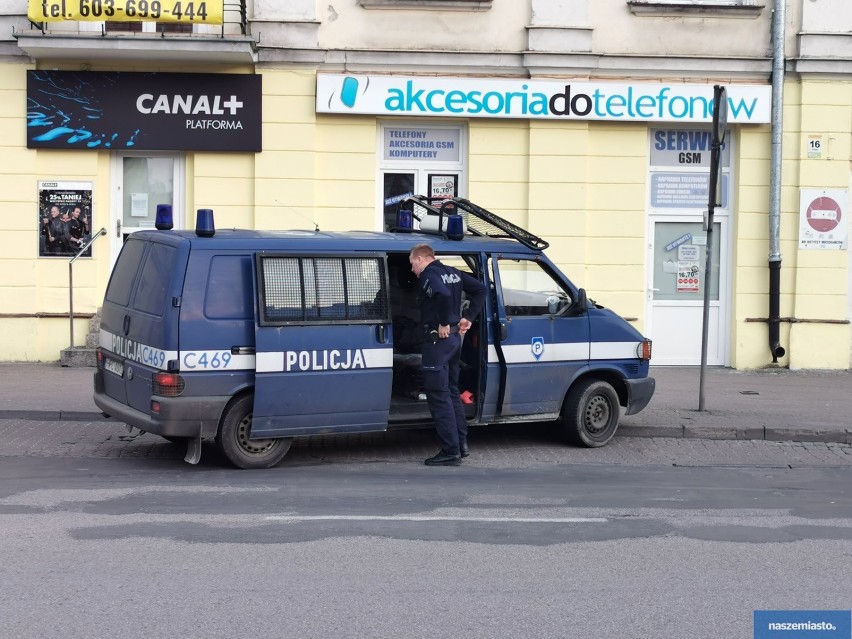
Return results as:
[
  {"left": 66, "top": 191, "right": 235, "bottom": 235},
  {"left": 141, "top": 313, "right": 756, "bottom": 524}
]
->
[{"left": 409, "top": 243, "right": 486, "bottom": 466}]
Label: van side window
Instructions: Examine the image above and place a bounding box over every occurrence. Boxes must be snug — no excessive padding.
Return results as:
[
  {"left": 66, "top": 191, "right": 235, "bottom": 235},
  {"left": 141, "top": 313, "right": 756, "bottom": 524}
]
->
[
  {"left": 496, "top": 258, "right": 572, "bottom": 317},
  {"left": 259, "top": 256, "right": 388, "bottom": 324},
  {"left": 134, "top": 243, "right": 178, "bottom": 316},
  {"left": 205, "top": 256, "right": 253, "bottom": 320},
  {"left": 105, "top": 239, "right": 145, "bottom": 307}
]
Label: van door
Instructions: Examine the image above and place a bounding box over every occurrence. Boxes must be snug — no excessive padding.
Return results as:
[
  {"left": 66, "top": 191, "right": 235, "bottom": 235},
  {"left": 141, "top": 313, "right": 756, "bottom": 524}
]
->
[
  {"left": 251, "top": 252, "right": 394, "bottom": 438},
  {"left": 486, "top": 255, "right": 590, "bottom": 418},
  {"left": 98, "top": 234, "right": 186, "bottom": 412}
]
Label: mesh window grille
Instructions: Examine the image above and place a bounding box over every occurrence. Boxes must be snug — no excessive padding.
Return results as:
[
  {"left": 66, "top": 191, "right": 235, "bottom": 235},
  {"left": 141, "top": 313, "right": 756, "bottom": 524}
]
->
[{"left": 261, "top": 256, "right": 388, "bottom": 323}]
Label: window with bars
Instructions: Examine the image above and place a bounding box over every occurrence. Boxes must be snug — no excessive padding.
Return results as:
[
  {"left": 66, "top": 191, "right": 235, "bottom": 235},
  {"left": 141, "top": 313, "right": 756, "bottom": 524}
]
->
[
  {"left": 105, "top": 22, "right": 194, "bottom": 33},
  {"left": 259, "top": 255, "right": 389, "bottom": 325}
]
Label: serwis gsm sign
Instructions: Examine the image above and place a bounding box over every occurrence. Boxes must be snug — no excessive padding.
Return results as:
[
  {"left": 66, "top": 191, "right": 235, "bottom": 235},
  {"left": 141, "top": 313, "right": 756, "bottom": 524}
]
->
[{"left": 28, "top": 0, "right": 223, "bottom": 24}]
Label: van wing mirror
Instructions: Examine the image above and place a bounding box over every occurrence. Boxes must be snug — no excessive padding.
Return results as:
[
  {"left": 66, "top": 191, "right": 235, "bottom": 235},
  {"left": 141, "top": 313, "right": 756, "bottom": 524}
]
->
[{"left": 564, "top": 288, "right": 588, "bottom": 317}]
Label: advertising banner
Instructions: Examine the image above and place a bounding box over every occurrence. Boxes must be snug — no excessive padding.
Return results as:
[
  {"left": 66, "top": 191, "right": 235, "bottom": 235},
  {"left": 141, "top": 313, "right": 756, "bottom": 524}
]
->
[
  {"left": 317, "top": 74, "right": 771, "bottom": 124},
  {"left": 28, "top": 0, "right": 223, "bottom": 24},
  {"left": 39, "top": 181, "right": 94, "bottom": 258},
  {"left": 27, "top": 71, "right": 261, "bottom": 152}
]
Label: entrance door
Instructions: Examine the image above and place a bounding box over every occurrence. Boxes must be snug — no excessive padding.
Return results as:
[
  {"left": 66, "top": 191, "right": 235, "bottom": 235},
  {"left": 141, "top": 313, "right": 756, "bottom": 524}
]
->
[
  {"left": 381, "top": 170, "right": 461, "bottom": 231},
  {"left": 647, "top": 217, "right": 728, "bottom": 366},
  {"left": 111, "top": 152, "right": 184, "bottom": 263}
]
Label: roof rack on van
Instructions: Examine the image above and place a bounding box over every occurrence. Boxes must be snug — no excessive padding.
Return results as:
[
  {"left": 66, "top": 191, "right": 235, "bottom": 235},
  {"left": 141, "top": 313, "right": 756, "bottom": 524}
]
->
[{"left": 400, "top": 195, "right": 550, "bottom": 251}]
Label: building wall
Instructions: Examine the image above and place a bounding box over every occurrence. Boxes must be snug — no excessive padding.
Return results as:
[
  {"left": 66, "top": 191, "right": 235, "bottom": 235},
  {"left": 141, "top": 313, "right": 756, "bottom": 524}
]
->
[
  {"left": 787, "top": 79, "right": 852, "bottom": 368},
  {"left": 1, "top": 0, "right": 851, "bottom": 369}
]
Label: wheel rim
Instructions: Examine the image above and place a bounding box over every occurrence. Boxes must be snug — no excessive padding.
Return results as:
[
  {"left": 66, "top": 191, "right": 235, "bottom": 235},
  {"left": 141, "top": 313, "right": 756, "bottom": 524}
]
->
[
  {"left": 583, "top": 394, "right": 612, "bottom": 434},
  {"left": 234, "top": 412, "right": 277, "bottom": 456}
]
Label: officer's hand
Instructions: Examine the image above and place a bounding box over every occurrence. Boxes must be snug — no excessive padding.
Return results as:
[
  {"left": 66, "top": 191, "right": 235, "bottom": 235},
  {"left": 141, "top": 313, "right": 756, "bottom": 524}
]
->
[
  {"left": 458, "top": 318, "right": 472, "bottom": 335},
  {"left": 438, "top": 324, "right": 450, "bottom": 338}
]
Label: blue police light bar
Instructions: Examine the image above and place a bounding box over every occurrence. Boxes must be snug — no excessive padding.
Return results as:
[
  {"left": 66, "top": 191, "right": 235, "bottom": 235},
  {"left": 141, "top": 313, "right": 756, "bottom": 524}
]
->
[
  {"left": 155, "top": 204, "right": 173, "bottom": 230},
  {"left": 196, "top": 209, "right": 215, "bottom": 237}
]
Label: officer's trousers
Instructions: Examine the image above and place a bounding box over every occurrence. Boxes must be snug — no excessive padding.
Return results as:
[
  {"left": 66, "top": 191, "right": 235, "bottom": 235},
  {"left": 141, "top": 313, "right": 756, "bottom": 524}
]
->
[{"left": 421, "top": 333, "right": 467, "bottom": 456}]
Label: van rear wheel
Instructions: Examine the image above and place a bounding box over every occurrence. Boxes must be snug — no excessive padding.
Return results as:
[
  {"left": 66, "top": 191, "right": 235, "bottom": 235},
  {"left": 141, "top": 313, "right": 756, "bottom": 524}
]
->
[
  {"left": 216, "top": 395, "right": 292, "bottom": 469},
  {"left": 560, "top": 379, "right": 620, "bottom": 448}
]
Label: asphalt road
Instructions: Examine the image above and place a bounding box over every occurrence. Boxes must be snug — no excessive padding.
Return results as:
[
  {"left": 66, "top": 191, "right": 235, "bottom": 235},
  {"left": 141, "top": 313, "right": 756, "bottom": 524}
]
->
[{"left": 1, "top": 423, "right": 851, "bottom": 639}]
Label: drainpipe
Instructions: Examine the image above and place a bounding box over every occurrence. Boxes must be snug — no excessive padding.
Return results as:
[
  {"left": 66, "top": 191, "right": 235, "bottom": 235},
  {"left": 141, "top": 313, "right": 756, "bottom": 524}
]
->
[{"left": 768, "top": 0, "right": 786, "bottom": 362}]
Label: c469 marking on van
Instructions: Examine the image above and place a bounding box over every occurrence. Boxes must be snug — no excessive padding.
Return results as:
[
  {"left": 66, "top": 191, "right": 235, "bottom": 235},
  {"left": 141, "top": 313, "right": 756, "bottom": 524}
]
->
[
  {"left": 100, "top": 329, "right": 176, "bottom": 370},
  {"left": 180, "top": 350, "right": 259, "bottom": 370}
]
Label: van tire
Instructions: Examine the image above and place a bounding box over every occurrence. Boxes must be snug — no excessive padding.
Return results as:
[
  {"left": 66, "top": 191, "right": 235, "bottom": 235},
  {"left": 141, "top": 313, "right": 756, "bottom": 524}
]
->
[
  {"left": 216, "top": 395, "right": 292, "bottom": 469},
  {"left": 560, "top": 379, "right": 620, "bottom": 448}
]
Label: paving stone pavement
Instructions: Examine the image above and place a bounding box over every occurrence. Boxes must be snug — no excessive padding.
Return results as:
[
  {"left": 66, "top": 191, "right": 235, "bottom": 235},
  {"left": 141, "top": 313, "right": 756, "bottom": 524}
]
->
[
  {"left": 0, "top": 417, "right": 850, "bottom": 468},
  {"left": 0, "top": 362, "right": 850, "bottom": 456}
]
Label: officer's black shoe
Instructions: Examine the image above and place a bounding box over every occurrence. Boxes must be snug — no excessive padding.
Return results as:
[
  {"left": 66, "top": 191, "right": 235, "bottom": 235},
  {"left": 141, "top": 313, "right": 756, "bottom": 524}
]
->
[
  {"left": 424, "top": 451, "right": 462, "bottom": 466},
  {"left": 460, "top": 444, "right": 470, "bottom": 458}
]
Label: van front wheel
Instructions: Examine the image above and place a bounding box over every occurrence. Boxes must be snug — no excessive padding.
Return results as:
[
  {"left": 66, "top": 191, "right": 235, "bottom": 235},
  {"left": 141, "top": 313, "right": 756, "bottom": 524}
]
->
[
  {"left": 216, "top": 395, "right": 292, "bottom": 469},
  {"left": 561, "top": 379, "right": 620, "bottom": 447}
]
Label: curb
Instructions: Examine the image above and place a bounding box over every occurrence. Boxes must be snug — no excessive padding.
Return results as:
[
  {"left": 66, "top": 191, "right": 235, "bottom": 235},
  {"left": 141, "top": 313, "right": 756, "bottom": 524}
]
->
[
  {"left": 0, "top": 411, "right": 848, "bottom": 444},
  {"left": 0, "top": 410, "right": 116, "bottom": 422},
  {"left": 618, "top": 424, "right": 851, "bottom": 445}
]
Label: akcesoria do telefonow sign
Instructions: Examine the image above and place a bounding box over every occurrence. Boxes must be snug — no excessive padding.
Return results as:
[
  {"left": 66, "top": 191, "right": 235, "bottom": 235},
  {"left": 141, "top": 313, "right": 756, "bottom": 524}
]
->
[{"left": 317, "top": 74, "right": 771, "bottom": 124}]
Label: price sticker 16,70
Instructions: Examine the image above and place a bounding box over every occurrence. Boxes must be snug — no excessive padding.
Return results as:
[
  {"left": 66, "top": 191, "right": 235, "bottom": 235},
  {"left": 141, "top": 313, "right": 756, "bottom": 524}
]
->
[{"left": 29, "top": 0, "right": 223, "bottom": 24}]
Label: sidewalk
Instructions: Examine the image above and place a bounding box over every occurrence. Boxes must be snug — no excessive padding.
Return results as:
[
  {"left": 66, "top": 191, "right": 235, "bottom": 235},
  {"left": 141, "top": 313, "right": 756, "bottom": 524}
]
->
[{"left": 0, "top": 362, "right": 849, "bottom": 444}]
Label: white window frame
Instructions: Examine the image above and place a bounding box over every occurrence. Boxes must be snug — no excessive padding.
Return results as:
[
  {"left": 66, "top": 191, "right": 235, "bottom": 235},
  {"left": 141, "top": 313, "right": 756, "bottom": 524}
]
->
[{"left": 376, "top": 121, "right": 468, "bottom": 231}]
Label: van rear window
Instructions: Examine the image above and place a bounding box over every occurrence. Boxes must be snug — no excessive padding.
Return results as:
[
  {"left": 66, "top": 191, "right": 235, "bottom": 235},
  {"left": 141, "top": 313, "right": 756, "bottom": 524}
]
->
[
  {"left": 259, "top": 255, "right": 388, "bottom": 324},
  {"left": 105, "top": 239, "right": 145, "bottom": 307},
  {"left": 134, "top": 243, "right": 177, "bottom": 316}
]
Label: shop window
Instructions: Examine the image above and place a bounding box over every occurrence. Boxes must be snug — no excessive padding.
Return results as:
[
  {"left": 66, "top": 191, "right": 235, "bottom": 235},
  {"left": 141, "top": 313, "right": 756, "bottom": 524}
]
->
[{"left": 379, "top": 123, "right": 466, "bottom": 231}]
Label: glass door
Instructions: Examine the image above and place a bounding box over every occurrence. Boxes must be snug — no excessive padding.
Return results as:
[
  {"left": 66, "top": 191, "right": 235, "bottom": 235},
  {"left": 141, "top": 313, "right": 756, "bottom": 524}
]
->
[
  {"left": 647, "top": 217, "right": 728, "bottom": 366},
  {"left": 111, "top": 152, "right": 184, "bottom": 262}
]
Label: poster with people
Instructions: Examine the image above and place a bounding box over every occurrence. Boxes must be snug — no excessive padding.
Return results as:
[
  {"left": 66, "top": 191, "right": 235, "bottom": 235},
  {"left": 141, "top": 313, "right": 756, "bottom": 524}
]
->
[{"left": 38, "top": 181, "right": 93, "bottom": 258}]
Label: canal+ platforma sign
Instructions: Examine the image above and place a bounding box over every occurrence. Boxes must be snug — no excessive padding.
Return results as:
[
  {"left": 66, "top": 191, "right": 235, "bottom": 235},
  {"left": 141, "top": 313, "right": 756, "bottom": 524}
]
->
[{"left": 317, "top": 74, "right": 771, "bottom": 124}]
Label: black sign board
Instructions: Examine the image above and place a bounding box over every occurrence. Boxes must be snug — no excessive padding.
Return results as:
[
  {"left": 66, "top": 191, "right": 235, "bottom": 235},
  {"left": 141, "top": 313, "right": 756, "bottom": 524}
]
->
[{"left": 27, "top": 71, "right": 262, "bottom": 152}]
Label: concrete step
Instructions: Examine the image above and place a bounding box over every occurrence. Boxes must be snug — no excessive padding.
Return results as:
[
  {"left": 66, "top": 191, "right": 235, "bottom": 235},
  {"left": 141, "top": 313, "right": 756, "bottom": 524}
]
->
[{"left": 60, "top": 347, "right": 97, "bottom": 368}]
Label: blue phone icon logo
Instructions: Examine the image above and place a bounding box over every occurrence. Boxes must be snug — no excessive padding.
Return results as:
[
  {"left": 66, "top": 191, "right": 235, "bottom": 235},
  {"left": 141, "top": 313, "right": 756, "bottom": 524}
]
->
[{"left": 340, "top": 76, "right": 359, "bottom": 108}]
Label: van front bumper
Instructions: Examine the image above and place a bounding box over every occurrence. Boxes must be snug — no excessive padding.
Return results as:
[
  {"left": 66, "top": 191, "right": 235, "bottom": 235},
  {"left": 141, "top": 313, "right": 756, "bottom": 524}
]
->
[
  {"left": 94, "top": 373, "right": 226, "bottom": 438},
  {"left": 624, "top": 376, "right": 655, "bottom": 415}
]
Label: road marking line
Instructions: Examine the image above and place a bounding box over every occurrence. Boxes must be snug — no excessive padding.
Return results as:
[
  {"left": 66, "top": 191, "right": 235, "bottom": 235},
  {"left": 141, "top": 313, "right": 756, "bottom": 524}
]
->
[{"left": 264, "top": 515, "right": 607, "bottom": 523}]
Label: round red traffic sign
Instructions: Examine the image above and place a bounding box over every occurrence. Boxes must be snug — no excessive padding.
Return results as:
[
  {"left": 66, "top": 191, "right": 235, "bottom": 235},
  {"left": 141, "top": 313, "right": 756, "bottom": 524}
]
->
[{"left": 806, "top": 197, "right": 842, "bottom": 233}]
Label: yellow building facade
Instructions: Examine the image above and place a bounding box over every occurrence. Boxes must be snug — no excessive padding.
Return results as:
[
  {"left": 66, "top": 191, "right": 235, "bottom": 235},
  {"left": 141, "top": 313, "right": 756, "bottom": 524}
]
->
[{"left": 0, "top": 0, "right": 849, "bottom": 369}]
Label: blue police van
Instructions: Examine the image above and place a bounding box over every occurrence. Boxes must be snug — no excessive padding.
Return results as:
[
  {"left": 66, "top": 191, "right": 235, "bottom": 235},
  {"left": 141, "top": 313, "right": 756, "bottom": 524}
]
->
[{"left": 93, "top": 197, "right": 654, "bottom": 468}]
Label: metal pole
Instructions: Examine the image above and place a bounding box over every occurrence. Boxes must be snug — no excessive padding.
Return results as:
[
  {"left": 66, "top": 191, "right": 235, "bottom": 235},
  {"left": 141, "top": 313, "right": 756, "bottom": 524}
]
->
[
  {"left": 699, "top": 85, "right": 726, "bottom": 412},
  {"left": 67, "top": 228, "right": 107, "bottom": 351},
  {"left": 69, "top": 260, "right": 75, "bottom": 349},
  {"left": 698, "top": 157, "right": 718, "bottom": 411}
]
